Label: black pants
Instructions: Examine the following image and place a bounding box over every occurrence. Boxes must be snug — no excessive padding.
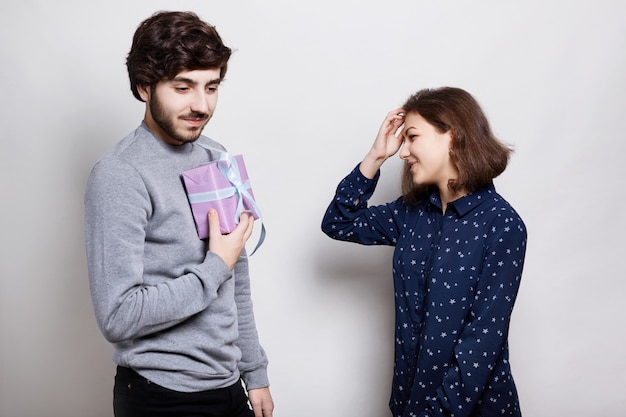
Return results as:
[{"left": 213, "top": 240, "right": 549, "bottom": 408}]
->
[{"left": 113, "top": 366, "right": 254, "bottom": 417}]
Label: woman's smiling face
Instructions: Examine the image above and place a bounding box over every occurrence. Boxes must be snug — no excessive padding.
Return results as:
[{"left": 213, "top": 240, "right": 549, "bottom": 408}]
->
[{"left": 399, "top": 111, "right": 458, "bottom": 190}]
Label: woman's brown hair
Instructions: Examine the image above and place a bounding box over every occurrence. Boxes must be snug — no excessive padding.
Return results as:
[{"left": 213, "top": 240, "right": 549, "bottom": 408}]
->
[
  {"left": 126, "top": 11, "right": 232, "bottom": 102},
  {"left": 401, "top": 87, "right": 512, "bottom": 206}
]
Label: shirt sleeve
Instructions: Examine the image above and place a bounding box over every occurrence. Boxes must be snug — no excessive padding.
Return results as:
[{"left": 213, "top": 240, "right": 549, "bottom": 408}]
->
[
  {"left": 84, "top": 157, "right": 232, "bottom": 343},
  {"left": 414, "top": 212, "right": 527, "bottom": 417},
  {"left": 321, "top": 164, "right": 404, "bottom": 246}
]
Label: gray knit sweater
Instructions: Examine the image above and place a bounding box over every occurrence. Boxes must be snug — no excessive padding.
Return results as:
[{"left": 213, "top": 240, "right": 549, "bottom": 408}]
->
[{"left": 84, "top": 123, "right": 268, "bottom": 392}]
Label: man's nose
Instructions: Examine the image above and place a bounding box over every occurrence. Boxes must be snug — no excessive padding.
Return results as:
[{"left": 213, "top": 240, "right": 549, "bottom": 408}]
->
[{"left": 190, "top": 91, "right": 210, "bottom": 113}]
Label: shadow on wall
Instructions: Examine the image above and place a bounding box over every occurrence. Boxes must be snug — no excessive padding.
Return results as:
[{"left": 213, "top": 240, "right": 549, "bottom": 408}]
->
[
  {"left": 313, "top": 236, "right": 396, "bottom": 324},
  {"left": 63, "top": 106, "right": 128, "bottom": 416},
  {"left": 311, "top": 238, "right": 396, "bottom": 413},
  {"left": 315, "top": 240, "right": 393, "bottom": 286},
  {"left": 0, "top": 103, "right": 127, "bottom": 417}
]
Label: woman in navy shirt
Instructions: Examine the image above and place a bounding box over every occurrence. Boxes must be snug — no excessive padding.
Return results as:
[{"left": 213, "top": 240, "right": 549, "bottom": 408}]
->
[{"left": 322, "top": 87, "right": 526, "bottom": 417}]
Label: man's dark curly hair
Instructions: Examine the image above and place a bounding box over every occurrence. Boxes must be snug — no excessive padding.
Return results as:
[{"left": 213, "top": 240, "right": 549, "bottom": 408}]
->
[{"left": 126, "top": 11, "right": 232, "bottom": 102}]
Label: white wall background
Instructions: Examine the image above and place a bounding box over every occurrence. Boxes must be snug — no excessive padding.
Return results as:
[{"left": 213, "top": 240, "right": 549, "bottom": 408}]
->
[{"left": 1, "top": 1, "right": 625, "bottom": 416}]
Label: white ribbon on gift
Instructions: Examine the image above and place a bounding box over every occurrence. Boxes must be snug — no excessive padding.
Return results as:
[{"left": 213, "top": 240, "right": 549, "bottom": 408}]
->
[
  {"left": 193, "top": 142, "right": 266, "bottom": 255},
  {"left": 187, "top": 178, "right": 253, "bottom": 205}
]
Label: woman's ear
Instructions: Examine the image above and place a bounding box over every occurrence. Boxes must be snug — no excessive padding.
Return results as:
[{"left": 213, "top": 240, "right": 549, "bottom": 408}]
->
[{"left": 446, "top": 131, "right": 455, "bottom": 153}]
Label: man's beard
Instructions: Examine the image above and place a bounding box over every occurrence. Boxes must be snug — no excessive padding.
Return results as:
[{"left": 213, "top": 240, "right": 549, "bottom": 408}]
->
[{"left": 149, "top": 95, "right": 211, "bottom": 144}]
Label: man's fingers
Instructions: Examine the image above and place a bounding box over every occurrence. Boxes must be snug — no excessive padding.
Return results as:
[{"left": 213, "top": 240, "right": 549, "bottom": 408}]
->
[
  {"left": 208, "top": 210, "right": 254, "bottom": 244},
  {"left": 207, "top": 209, "right": 221, "bottom": 239},
  {"left": 240, "top": 213, "right": 254, "bottom": 240}
]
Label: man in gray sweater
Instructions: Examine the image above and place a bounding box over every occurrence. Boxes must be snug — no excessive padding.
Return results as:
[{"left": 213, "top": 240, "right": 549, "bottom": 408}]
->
[{"left": 84, "top": 11, "right": 273, "bottom": 417}]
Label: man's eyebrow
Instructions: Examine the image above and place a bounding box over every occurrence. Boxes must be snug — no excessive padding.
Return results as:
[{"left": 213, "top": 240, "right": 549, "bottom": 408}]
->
[
  {"left": 170, "top": 77, "right": 222, "bottom": 86},
  {"left": 171, "top": 77, "right": 222, "bottom": 84}
]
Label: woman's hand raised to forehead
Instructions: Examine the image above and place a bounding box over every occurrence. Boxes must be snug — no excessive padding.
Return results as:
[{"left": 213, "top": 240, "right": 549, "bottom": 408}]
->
[{"left": 360, "top": 108, "right": 405, "bottom": 179}]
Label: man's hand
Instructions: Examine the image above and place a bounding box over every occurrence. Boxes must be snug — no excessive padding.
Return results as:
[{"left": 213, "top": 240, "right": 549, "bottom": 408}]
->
[
  {"left": 207, "top": 209, "right": 254, "bottom": 269},
  {"left": 248, "top": 387, "right": 274, "bottom": 417}
]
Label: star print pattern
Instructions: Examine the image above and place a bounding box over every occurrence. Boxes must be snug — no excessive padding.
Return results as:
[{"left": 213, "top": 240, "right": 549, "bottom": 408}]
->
[{"left": 321, "top": 165, "right": 527, "bottom": 417}]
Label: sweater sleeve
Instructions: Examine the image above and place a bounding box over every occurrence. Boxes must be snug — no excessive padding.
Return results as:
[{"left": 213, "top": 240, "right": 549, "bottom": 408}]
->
[
  {"left": 412, "top": 212, "right": 527, "bottom": 417},
  {"left": 321, "top": 164, "right": 403, "bottom": 246},
  {"left": 84, "top": 157, "right": 232, "bottom": 343},
  {"left": 232, "top": 250, "right": 269, "bottom": 389}
]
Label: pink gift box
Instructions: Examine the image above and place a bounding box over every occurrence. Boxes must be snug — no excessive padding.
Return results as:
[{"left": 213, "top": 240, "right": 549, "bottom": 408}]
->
[{"left": 182, "top": 154, "right": 259, "bottom": 238}]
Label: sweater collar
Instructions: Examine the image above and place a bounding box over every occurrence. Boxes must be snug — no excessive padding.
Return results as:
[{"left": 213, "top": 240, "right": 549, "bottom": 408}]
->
[{"left": 138, "top": 122, "right": 196, "bottom": 154}]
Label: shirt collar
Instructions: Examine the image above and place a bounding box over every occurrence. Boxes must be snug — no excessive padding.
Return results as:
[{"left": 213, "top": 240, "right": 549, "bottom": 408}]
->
[{"left": 428, "top": 182, "right": 496, "bottom": 217}]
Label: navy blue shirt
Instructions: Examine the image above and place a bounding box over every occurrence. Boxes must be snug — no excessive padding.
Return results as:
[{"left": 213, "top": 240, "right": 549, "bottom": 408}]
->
[{"left": 321, "top": 165, "right": 526, "bottom": 417}]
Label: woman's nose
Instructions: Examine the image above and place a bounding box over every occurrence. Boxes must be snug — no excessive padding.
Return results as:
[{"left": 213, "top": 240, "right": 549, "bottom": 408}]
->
[{"left": 399, "top": 141, "right": 409, "bottom": 159}]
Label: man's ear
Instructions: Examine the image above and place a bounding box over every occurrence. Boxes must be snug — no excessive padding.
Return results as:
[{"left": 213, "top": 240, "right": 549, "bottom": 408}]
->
[{"left": 137, "top": 84, "right": 151, "bottom": 102}]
